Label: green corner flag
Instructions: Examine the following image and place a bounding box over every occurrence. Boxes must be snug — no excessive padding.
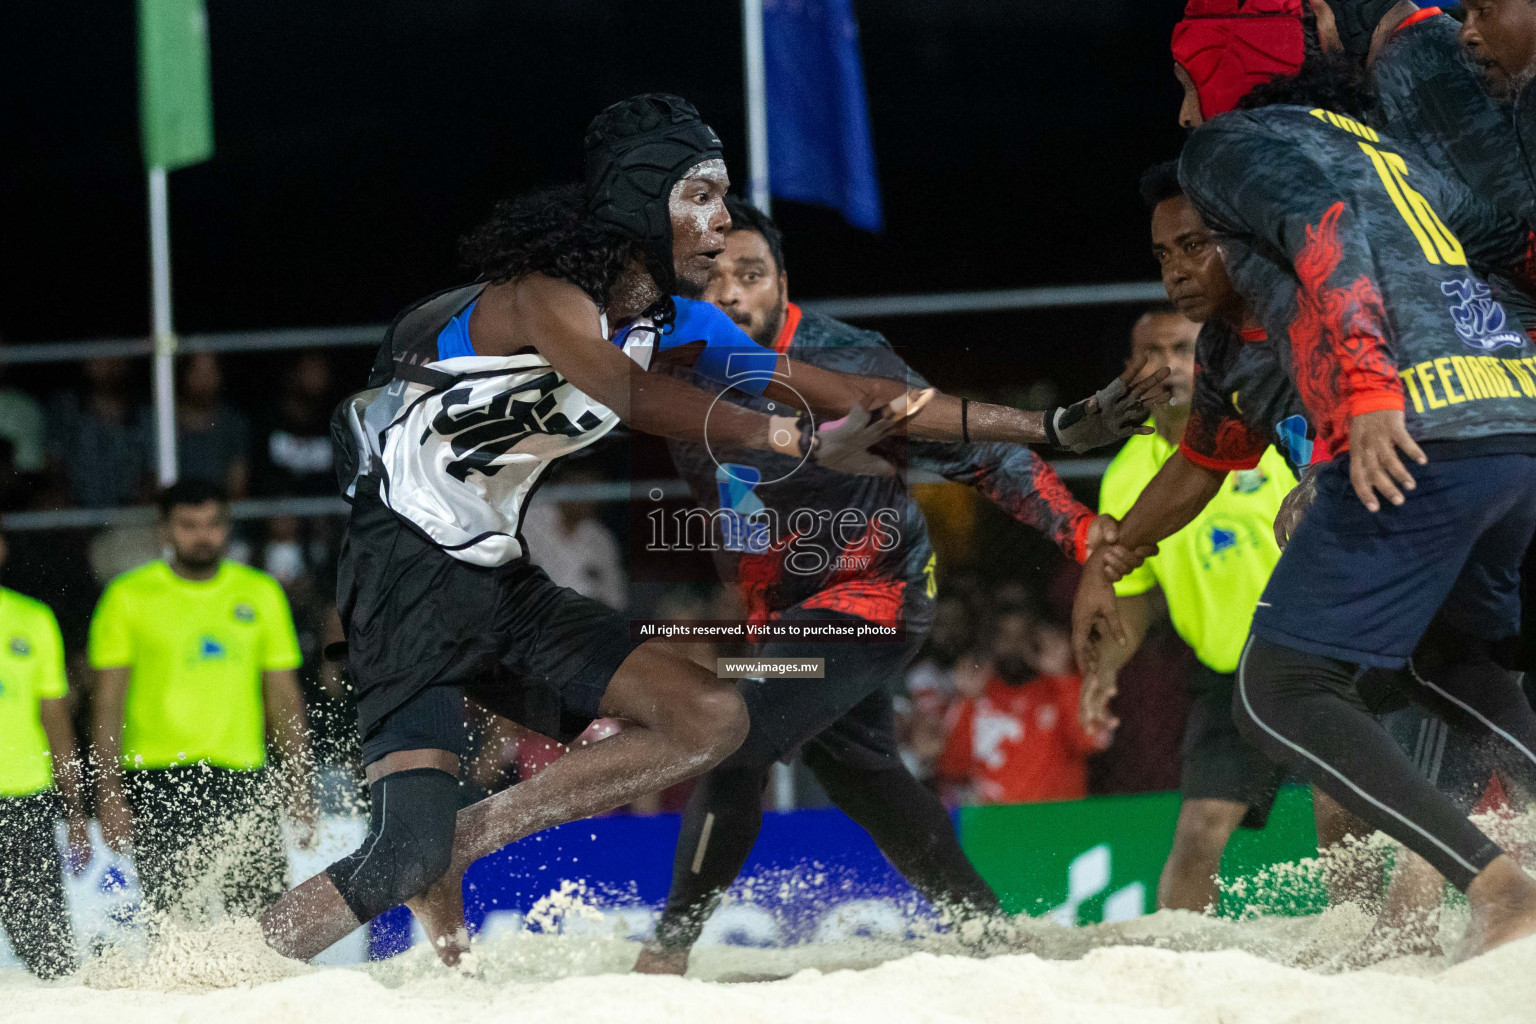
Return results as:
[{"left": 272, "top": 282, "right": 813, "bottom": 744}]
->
[{"left": 138, "top": 0, "right": 213, "bottom": 171}]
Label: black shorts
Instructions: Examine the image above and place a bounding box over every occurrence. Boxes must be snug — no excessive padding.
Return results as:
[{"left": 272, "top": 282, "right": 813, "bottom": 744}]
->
[
  {"left": 1181, "top": 664, "right": 1286, "bottom": 829},
  {"left": 338, "top": 479, "right": 642, "bottom": 766},
  {"left": 723, "top": 606, "right": 923, "bottom": 770}
]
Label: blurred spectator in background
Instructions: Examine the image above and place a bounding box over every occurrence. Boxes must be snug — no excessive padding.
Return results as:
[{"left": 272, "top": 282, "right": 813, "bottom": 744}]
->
[
  {"left": 0, "top": 523, "right": 88, "bottom": 979},
  {"left": 88, "top": 481, "right": 314, "bottom": 922},
  {"left": 165, "top": 353, "right": 250, "bottom": 499},
  {"left": 520, "top": 464, "right": 627, "bottom": 610},
  {"left": 901, "top": 593, "right": 978, "bottom": 781},
  {"left": 937, "top": 603, "right": 1109, "bottom": 805},
  {"left": 253, "top": 352, "right": 336, "bottom": 499},
  {"left": 0, "top": 355, "right": 45, "bottom": 476},
  {"left": 248, "top": 353, "right": 345, "bottom": 766},
  {"left": 46, "top": 357, "right": 147, "bottom": 508}
]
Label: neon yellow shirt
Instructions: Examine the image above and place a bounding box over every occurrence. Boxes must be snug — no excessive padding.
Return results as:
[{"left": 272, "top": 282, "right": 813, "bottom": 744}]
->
[
  {"left": 0, "top": 588, "right": 68, "bottom": 797},
  {"left": 88, "top": 561, "right": 301, "bottom": 771},
  {"left": 1099, "top": 426, "right": 1296, "bottom": 673}
]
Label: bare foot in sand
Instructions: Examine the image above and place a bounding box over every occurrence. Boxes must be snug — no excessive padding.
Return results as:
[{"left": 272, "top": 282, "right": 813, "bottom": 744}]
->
[
  {"left": 633, "top": 942, "right": 689, "bottom": 975},
  {"left": 406, "top": 860, "right": 471, "bottom": 967},
  {"left": 1460, "top": 855, "right": 1536, "bottom": 960}
]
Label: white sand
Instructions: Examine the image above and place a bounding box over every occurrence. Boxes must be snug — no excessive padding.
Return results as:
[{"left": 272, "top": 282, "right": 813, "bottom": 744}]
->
[
  {"left": 7, "top": 809, "right": 1533, "bottom": 1023},
  {"left": 4, "top": 906, "right": 1533, "bottom": 1024}
]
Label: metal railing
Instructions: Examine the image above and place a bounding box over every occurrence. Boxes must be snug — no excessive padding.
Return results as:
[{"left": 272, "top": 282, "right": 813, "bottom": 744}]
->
[{"left": 0, "top": 282, "right": 1165, "bottom": 366}]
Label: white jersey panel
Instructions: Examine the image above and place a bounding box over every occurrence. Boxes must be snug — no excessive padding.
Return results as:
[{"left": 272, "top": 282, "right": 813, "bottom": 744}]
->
[{"left": 372, "top": 326, "right": 655, "bottom": 567}]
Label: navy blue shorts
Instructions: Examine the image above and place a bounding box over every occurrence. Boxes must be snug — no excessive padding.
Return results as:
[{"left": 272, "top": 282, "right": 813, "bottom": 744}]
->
[{"left": 1251, "top": 451, "right": 1536, "bottom": 669}]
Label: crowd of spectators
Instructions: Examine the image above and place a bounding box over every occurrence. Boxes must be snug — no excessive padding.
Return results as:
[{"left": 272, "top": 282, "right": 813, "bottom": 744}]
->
[{"left": 0, "top": 348, "right": 1199, "bottom": 818}]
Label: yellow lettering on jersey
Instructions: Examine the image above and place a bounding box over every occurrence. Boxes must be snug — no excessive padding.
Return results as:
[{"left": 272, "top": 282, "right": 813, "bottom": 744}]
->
[
  {"left": 1485, "top": 357, "right": 1516, "bottom": 397},
  {"left": 1507, "top": 358, "right": 1536, "bottom": 398},
  {"left": 1433, "top": 357, "right": 1465, "bottom": 403},
  {"left": 1356, "top": 143, "right": 1467, "bottom": 266},
  {"left": 922, "top": 552, "right": 938, "bottom": 600},
  {"left": 1400, "top": 366, "right": 1426, "bottom": 413},
  {"left": 1310, "top": 108, "right": 1379, "bottom": 141},
  {"left": 1401, "top": 357, "right": 1536, "bottom": 414},
  {"left": 1472, "top": 357, "right": 1504, "bottom": 398},
  {"left": 1415, "top": 360, "right": 1446, "bottom": 409},
  {"left": 1450, "top": 356, "right": 1485, "bottom": 400}
]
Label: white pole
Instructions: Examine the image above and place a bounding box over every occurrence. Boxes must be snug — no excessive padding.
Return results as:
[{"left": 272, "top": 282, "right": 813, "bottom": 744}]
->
[
  {"left": 742, "top": 0, "right": 770, "bottom": 215},
  {"left": 148, "top": 165, "right": 178, "bottom": 486}
]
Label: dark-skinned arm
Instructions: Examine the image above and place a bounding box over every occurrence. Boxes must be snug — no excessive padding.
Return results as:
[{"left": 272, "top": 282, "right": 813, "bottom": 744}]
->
[
  {"left": 1107, "top": 449, "right": 1226, "bottom": 556},
  {"left": 762, "top": 353, "right": 1172, "bottom": 447},
  {"left": 761, "top": 358, "right": 1046, "bottom": 442},
  {"left": 487, "top": 276, "right": 811, "bottom": 456}
]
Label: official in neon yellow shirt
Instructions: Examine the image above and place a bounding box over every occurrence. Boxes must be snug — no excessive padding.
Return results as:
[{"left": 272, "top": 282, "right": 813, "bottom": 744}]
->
[
  {"left": 1081, "top": 303, "right": 1295, "bottom": 915},
  {"left": 89, "top": 481, "right": 315, "bottom": 920},
  {"left": 0, "top": 527, "right": 87, "bottom": 978}
]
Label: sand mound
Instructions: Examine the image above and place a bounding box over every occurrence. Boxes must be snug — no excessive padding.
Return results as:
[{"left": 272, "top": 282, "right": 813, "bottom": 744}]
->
[{"left": 5, "top": 904, "right": 1534, "bottom": 1024}]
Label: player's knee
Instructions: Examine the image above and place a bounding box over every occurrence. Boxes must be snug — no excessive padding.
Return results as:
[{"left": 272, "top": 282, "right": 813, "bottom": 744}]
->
[
  {"left": 688, "top": 682, "right": 749, "bottom": 765},
  {"left": 326, "top": 768, "right": 459, "bottom": 923}
]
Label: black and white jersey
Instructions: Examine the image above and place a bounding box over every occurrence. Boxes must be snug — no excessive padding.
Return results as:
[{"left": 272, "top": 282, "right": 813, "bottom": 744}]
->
[{"left": 336, "top": 283, "right": 655, "bottom": 567}]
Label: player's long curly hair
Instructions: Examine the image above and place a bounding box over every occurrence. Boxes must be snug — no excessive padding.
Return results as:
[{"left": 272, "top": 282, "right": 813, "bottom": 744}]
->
[
  {"left": 1238, "top": 50, "right": 1374, "bottom": 122},
  {"left": 459, "top": 184, "right": 673, "bottom": 323}
]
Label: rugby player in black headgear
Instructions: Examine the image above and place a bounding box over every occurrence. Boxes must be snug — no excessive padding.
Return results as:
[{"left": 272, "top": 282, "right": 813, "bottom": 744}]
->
[{"left": 260, "top": 93, "right": 1173, "bottom": 965}]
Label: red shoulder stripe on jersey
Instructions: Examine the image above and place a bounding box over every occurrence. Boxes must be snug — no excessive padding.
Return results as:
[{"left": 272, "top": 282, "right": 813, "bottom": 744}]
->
[
  {"left": 1178, "top": 441, "right": 1262, "bottom": 472},
  {"left": 1394, "top": 7, "right": 1441, "bottom": 36},
  {"left": 774, "top": 303, "right": 803, "bottom": 355}
]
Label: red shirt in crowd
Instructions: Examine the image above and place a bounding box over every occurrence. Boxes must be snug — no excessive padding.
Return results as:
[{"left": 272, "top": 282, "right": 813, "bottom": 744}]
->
[{"left": 937, "top": 672, "right": 1108, "bottom": 805}]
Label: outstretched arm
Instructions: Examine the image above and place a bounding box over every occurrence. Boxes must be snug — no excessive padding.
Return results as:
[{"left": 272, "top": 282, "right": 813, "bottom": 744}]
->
[
  {"left": 910, "top": 438, "right": 1095, "bottom": 562},
  {"left": 649, "top": 293, "right": 1171, "bottom": 451},
  {"left": 766, "top": 353, "right": 1171, "bottom": 451},
  {"left": 502, "top": 276, "right": 901, "bottom": 474}
]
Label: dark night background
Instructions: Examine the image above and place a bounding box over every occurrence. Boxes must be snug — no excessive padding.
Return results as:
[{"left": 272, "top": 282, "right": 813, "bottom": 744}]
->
[{"left": 1, "top": 0, "right": 1190, "bottom": 403}]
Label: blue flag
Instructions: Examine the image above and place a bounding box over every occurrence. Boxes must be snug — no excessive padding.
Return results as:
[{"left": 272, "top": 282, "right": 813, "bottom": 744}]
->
[{"left": 764, "top": 0, "right": 883, "bottom": 231}]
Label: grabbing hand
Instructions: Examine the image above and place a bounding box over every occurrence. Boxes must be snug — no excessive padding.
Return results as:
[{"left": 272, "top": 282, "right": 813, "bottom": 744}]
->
[
  {"left": 1048, "top": 353, "right": 1175, "bottom": 453},
  {"left": 780, "top": 389, "right": 937, "bottom": 476},
  {"left": 1347, "top": 409, "right": 1426, "bottom": 512},
  {"left": 1083, "top": 514, "right": 1156, "bottom": 579}
]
